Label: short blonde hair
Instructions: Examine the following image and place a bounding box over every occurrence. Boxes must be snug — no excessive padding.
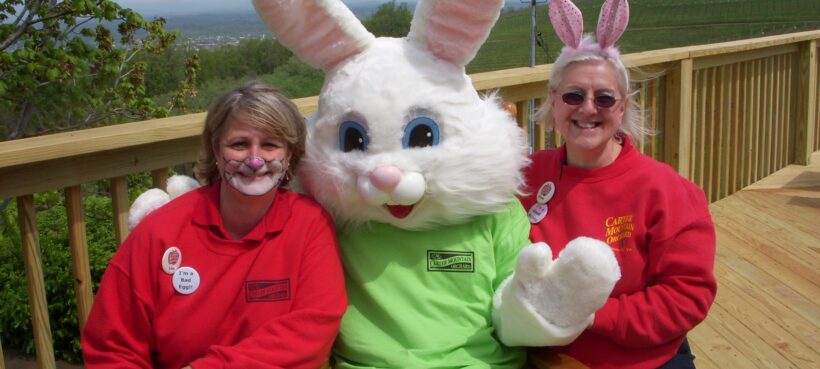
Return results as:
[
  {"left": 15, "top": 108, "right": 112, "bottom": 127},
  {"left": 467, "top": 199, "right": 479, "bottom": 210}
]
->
[{"left": 195, "top": 81, "right": 306, "bottom": 185}]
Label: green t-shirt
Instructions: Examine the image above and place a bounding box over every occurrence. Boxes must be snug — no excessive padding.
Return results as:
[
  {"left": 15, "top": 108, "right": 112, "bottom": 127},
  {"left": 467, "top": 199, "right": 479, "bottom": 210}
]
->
[{"left": 333, "top": 201, "right": 530, "bottom": 369}]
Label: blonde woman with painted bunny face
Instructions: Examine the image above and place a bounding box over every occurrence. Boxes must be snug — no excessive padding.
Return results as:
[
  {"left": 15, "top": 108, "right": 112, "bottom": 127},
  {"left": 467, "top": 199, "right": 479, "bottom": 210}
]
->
[
  {"left": 521, "top": 1, "right": 717, "bottom": 368},
  {"left": 82, "top": 82, "right": 346, "bottom": 369}
]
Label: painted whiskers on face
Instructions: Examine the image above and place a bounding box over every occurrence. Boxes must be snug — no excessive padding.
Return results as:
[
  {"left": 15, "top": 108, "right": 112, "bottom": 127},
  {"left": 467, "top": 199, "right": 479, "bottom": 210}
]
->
[{"left": 222, "top": 156, "right": 287, "bottom": 196}]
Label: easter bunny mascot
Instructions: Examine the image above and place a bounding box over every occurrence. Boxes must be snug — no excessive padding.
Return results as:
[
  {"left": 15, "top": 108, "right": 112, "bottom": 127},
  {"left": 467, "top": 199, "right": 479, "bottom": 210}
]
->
[
  {"left": 129, "top": 0, "right": 621, "bottom": 367},
  {"left": 253, "top": 0, "right": 619, "bottom": 367}
]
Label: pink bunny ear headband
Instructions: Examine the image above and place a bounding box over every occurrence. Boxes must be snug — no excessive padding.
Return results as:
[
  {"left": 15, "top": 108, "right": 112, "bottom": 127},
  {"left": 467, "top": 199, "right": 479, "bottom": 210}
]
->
[{"left": 549, "top": 0, "right": 629, "bottom": 61}]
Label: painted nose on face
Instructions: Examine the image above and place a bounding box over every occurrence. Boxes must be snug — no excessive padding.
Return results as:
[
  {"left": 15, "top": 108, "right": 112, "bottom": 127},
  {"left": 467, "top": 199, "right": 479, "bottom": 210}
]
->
[
  {"left": 246, "top": 157, "right": 265, "bottom": 171},
  {"left": 369, "top": 164, "right": 402, "bottom": 192}
]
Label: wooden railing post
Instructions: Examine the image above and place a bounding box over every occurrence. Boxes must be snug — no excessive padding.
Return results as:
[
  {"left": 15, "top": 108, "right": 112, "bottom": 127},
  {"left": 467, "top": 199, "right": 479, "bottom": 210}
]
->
[
  {"left": 152, "top": 168, "right": 169, "bottom": 190},
  {"left": 795, "top": 40, "right": 818, "bottom": 165},
  {"left": 1, "top": 336, "right": 5, "bottom": 369},
  {"left": 111, "top": 176, "right": 130, "bottom": 245},
  {"left": 65, "top": 186, "right": 94, "bottom": 331},
  {"left": 666, "top": 58, "right": 695, "bottom": 178},
  {"left": 17, "top": 195, "right": 57, "bottom": 369}
]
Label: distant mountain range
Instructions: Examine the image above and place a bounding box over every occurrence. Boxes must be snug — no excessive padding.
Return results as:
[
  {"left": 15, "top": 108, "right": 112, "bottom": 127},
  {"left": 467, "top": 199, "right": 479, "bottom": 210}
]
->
[{"left": 154, "top": 1, "right": 533, "bottom": 42}]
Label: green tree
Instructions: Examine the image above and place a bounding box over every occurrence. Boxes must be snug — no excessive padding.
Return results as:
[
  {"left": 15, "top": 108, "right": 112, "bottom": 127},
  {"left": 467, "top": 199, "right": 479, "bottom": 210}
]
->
[
  {"left": 0, "top": 0, "right": 198, "bottom": 140},
  {"left": 363, "top": 0, "right": 412, "bottom": 37}
]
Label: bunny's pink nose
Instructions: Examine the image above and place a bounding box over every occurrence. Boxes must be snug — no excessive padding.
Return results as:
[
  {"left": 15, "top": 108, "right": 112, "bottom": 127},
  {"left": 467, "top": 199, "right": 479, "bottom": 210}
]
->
[
  {"left": 246, "top": 157, "right": 265, "bottom": 170},
  {"left": 369, "top": 164, "right": 402, "bottom": 192}
]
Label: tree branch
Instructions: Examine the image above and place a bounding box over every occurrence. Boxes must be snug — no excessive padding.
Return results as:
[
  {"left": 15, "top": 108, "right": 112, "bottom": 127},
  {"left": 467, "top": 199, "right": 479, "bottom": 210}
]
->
[
  {"left": 9, "top": 99, "right": 33, "bottom": 140},
  {"left": 0, "top": 5, "right": 38, "bottom": 51}
]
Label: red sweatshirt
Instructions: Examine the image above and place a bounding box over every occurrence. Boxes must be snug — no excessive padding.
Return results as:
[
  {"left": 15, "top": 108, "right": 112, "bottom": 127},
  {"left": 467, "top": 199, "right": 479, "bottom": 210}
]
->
[
  {"left": 82, "top": 183, "right": 347, "bottom": 369},
  {"left": 521, "top": 137, "right": 717, "bottom": 369}
]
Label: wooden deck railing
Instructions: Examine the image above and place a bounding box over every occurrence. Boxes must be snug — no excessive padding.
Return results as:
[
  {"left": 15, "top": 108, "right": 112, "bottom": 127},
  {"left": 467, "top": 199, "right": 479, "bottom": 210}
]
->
[{"left": 0, "top": 30, "right": 818, "bottom": 368}]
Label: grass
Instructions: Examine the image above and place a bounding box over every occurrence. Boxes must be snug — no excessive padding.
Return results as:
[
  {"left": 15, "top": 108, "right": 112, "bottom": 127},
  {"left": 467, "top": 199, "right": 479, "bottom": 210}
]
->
[{"left": 468, "top": 0, "right": 820, "bottom": 73}]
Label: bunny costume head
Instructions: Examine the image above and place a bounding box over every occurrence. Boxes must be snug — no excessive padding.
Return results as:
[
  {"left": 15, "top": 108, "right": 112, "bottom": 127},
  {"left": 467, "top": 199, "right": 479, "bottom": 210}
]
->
[{"left": 253, "top": 0, "right": 529, "bottom": 231}]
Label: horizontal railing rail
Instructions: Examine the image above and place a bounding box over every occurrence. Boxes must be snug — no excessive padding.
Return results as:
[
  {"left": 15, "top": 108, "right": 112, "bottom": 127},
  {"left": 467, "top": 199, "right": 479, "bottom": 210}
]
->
[{"left": 0, "top": 29, "right": 818, "bottom": 369}]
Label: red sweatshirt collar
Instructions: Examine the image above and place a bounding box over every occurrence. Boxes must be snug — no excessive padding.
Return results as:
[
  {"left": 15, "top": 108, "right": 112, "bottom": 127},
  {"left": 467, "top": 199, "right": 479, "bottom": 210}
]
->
[
  {"left": 557, "top": 135, "right": 640, "bottom": 182},
  {"left": 192, "top": 182, "right": 292, "bottom": 243}
]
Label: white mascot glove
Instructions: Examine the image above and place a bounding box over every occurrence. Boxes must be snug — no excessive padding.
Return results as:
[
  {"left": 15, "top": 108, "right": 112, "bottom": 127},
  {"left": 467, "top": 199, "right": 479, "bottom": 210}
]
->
[
  {"left": 127, "top": 175, "right": 200, "bottom": 230},
  {"left": 493, "top": 237, "right": 620, "bottom": 346}
]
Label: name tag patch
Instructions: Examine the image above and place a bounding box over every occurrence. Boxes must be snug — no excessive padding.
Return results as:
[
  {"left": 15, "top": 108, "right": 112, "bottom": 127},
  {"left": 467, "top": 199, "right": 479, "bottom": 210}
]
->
[
  {"left": 245, "top": 279, "right": 290, "bottom": 302},
  {"left": 427, "top": 251, "right": 474, "bottom": 273}
]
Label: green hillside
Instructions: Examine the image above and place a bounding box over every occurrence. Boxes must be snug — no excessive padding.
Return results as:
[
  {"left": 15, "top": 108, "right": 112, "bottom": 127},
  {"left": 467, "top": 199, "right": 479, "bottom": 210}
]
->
[{"left": 469, "top": 0, "right": 820, "bottom": 73}]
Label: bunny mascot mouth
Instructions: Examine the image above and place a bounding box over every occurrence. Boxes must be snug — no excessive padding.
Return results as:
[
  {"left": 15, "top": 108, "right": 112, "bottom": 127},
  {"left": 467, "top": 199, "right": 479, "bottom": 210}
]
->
[{"left": 357, "top": 165, "right": 426, "bottom": 219}]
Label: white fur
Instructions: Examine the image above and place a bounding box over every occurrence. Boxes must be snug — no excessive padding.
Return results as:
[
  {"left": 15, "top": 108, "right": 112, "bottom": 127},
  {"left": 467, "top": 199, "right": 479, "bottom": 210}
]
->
[
  {"left": 513, "top": 238, "right": 621, "bottom": 327},
  {"left": 127, "top": 188, "right": 170, "bottom": 231},
  {"left": 167, "top": 175, "right": 201, "bottom": 199},
  {"left": 299, "top": 38, "right": 530, "bottom": 230},
  {"left": 127, "top": 175, "right": 201, "bottom": 231}
]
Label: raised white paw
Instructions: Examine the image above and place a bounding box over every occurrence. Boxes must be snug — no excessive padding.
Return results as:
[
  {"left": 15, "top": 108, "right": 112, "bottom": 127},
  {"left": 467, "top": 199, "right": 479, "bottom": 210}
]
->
[{"left": 514, "top": 237, "right": 621, "bottom": 327}]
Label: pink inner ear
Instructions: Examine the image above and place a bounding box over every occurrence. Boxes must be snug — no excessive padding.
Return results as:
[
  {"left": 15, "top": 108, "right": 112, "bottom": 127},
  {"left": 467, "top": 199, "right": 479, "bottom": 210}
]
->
[
  {"left": 424, "top": 0, "right": 501, "bottom": 66},
  {"left": 254, "top": 0, "right": 371, "bottom": 70},
  {"left": 597, "top": 0, "right": 629, "bottom": 48},
  {"left": 549, "top": 0, "right": 584, "bottom": 49}
]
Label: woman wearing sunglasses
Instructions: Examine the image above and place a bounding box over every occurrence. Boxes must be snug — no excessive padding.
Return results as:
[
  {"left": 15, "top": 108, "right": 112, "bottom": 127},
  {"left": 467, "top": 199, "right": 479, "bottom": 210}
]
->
[{"left": 519, "top": 1, "right": 716, "bottom": 368}]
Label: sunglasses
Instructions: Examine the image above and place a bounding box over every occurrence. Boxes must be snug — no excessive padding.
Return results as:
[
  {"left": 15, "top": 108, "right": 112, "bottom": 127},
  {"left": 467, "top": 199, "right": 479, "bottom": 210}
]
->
[{"left": 561, "top": 92, "right": 620, "bottom": 108}]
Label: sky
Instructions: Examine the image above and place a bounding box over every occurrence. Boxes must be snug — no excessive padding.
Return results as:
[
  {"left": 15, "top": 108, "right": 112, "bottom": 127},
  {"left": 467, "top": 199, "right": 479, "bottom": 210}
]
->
[{"left": 115, "top": 0, "right": 532, "bottom": 16}]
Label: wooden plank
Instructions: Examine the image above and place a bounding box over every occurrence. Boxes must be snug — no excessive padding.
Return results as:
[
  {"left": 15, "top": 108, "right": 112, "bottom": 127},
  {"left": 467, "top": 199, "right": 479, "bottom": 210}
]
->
[
  {"left": 65, "top": 186, "right": 94, "bottom": 332},
  {"left": 152, "top": 168, "right": 169, "bottom": 190},
  {"left": 533, "top": 98, "right": 545, "bottom": 150},
  {"left": 694, "top": 68, "right": 706, "bottom": 188},
  {"left": 784, "top": 53, "right": 794, "bottom": 165},
  {"left": 689, "top": 310, "right": 758, "bottom": 369},
  {"left": 730, "top": 63, "right": 741, "bottom": 194},
  {"left": 0, "top": 137, "right": 201, "bottom": 199},
  {"left": 713, "top": 248, "right": 820, "bottom": 354},
  {"left": 764, "top": 57, "right": 774, "bottom": 178},
  {"left": 794, "top": 40, "right": 818, "bottom": 165},
  {"left": 496, "top": 82, "right": 547, "bottom": 106},
  {"left": 719, "top": 65, "right": 731, "bottom": 200},
  {"left": 707, "top": 68, "right": 718, "bottom": 202},
  {"left": 17, "top": 195, "right": 56, "bottom": 369},
  {"left": 693, "top": 44, "right": 797, "bottom": 71},
  {"left": 751, "top": 60, "right": 762, "bottom": 183},
  {"left": 687, "top": 339, "right": 719, "bottom": 369},
  {"left": 707, "top": 299, "right": 801, "bottom": 368},
  {"left": 111, "top": 176, "right": 130, "bottom": 245},
  {"left": 679, "top": 59, "right": 695, "bottom": 178}
]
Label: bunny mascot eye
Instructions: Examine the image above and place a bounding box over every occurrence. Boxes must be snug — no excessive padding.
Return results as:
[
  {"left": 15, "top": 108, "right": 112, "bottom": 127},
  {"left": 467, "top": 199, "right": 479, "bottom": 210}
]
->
[
  {"left": 402, "top": 117, "right": 440, "bottom": 148},
  {"left": 339, "top": 120, "right": 369, "bottom": 152}
]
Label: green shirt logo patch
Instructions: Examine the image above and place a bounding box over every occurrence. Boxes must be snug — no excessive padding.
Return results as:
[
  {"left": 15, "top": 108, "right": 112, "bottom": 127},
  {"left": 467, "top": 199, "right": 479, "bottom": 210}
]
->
[{"left": 427, "top": 250, "right": 475, "bottom": 272}]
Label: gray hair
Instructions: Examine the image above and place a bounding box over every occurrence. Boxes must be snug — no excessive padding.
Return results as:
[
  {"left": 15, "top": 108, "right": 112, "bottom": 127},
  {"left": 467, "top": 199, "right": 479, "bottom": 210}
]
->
[{"left": 534, "top": 36, "right": 652, "bottom": 141}]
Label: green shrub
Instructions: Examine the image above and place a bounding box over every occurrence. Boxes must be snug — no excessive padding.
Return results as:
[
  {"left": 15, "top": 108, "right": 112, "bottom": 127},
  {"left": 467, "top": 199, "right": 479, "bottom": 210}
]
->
[{"left": 0, "top": 174, "right": 153, "bottom": 363}]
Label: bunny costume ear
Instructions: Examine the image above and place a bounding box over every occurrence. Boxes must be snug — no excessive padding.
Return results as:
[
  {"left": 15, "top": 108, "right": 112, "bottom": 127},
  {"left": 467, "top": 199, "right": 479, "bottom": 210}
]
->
[
  {"left": 596, "top": 0, "right": 629, "bottom": 49},
  {"left": 548, "top": 0, "right": 584, "bottom": 49},
  {"left": 407, "top": 0, "right": 504, "bottom": 67},
  {"left": 252, "top": 0, "right": 375, "bottom": 71}
]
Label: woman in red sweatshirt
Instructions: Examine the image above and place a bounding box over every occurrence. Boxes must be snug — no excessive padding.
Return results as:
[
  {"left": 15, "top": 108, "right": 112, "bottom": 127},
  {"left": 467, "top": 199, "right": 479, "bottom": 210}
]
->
[
  {"left": 521, "top": 1, "right": 716, "bottom": 368},
  {"left": 82, "top": 82, "right": 347, "bottom": 369}
]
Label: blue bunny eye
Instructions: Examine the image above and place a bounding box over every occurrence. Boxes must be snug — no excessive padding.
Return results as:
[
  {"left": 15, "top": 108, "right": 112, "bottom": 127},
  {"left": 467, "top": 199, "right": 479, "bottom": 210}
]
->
[
  {"left": 403, "top": 117, "right": 440, "bottom": 149},
  {"left": 339, "top": 121, "right": 369, "bottom": 152}
]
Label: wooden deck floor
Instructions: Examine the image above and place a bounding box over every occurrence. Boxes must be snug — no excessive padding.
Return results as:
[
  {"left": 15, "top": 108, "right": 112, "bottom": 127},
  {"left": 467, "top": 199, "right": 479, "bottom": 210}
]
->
[{"left": 689, "top": 152, "right": 820, "bottom": 369}]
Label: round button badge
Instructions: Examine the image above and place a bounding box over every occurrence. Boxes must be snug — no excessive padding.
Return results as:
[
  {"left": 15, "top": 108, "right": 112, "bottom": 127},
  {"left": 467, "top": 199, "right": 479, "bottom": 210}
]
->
[
  {"left": 527, "top": 203, "right": 549, "bottom": 224},
  {"left": 172, "top": 267, "right": 200, "bottom": 295},
  {"left": 161, "top": 246, "right": 182, "bottom": 275},
  {"left": 537, "top": 181, "right": 555, "bottom": 204}
]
